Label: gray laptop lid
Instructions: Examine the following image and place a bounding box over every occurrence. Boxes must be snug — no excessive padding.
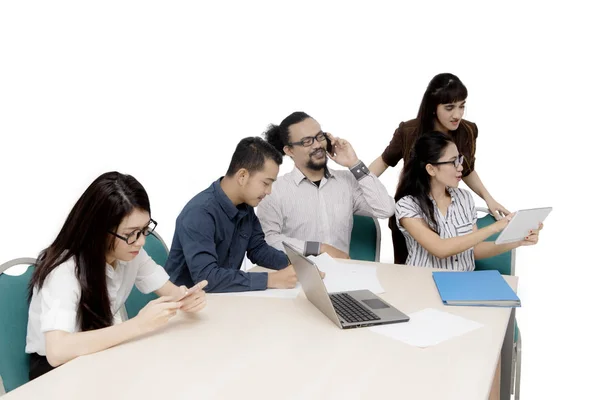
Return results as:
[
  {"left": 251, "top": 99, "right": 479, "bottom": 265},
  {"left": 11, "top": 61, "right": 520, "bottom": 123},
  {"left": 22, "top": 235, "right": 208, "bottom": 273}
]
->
[
  {"left": 282, "top": 242, "right": 343, "bottom": 328},
  {"left": 283, "top": 242, "right": 410, "bottom": 329}
]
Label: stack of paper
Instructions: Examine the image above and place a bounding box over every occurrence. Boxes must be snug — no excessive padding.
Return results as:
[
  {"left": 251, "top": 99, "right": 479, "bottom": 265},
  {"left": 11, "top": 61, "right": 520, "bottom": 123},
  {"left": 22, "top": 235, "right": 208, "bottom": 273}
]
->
[{"left": 308, "top": 253, "right": 385, "bottom": 294}]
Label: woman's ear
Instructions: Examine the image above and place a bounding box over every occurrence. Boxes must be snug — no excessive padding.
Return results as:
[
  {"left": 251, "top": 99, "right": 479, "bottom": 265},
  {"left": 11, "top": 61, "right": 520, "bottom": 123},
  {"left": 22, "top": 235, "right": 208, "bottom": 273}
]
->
[{"left": 425, "top": 163, "right": 436, "bottom": 177}]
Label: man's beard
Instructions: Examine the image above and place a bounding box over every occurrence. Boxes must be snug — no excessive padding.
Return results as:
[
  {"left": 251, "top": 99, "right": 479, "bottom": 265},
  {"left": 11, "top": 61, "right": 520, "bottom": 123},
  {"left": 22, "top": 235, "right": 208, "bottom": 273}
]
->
[{"left": 306, "top": 149, "right": 328, "bottom": 171}]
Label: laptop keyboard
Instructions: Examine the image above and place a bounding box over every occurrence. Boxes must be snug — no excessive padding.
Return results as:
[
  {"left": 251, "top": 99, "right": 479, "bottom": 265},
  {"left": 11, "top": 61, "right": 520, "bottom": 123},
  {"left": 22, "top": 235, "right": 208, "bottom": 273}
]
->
[{"left": 329, "top": 293, "right": 381, "bottom": 323}]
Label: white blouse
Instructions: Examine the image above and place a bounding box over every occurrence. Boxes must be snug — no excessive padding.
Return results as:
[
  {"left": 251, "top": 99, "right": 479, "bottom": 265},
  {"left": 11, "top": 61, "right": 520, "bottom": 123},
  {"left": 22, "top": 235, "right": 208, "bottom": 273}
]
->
[{"left": 26, "top": 249, "right": 169, "bottom": 355}]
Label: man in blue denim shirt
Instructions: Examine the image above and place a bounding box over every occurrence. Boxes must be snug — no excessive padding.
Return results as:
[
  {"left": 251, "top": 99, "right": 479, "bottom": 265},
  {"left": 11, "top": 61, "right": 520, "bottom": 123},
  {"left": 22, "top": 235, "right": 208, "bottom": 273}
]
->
[{"left": 165, "top": 137, "right": 298, "bottom": 293}]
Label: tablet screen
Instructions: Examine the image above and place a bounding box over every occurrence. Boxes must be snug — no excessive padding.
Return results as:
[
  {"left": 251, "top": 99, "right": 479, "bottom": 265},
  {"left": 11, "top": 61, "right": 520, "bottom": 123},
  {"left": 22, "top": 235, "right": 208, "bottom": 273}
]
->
[{"left": 495, "top": 207, "right": 552, "bottom": 244}]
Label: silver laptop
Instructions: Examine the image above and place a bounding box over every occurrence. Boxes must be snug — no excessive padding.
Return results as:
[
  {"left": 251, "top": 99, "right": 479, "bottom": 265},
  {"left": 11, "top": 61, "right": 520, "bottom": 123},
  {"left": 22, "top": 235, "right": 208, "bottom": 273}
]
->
[{"left": 283, "top": 242, "right": 409, "bottom": 329}]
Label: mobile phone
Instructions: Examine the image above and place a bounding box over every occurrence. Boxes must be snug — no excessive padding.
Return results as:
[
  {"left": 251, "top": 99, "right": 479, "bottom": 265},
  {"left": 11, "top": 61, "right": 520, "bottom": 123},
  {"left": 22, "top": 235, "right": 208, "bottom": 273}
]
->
[
  {"left": 177, "top": 284, "right": 201, "bottom": 301},
  {"left": 325, "top": 135, "right": 334, "bottom": 155}
]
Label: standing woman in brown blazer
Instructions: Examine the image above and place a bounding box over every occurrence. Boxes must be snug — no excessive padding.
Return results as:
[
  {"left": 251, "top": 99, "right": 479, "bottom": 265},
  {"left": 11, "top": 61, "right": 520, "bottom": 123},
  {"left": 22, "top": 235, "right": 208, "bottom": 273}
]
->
[{"left": 369, "top": 73, "right": 509, "bottom": 264}]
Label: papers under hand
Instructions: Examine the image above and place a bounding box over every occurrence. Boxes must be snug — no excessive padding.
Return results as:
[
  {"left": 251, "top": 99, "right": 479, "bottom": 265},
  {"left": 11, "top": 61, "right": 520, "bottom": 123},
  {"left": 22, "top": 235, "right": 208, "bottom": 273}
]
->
[
  {"left": 369, "top": 308, "right": 483, "bottom": 348},
  {"left": 307, "top": 253, "right": 385, "bottom": 294},
  {"left": 212, "top": 252, "right": 385, "bottom": 299}
]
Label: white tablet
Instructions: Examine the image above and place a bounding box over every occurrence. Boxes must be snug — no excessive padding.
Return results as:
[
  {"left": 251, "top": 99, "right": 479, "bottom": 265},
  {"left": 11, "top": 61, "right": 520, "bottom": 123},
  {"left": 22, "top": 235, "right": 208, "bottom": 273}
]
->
[{"left": 495, "top": 207, "right": 552, "bottom": 245}]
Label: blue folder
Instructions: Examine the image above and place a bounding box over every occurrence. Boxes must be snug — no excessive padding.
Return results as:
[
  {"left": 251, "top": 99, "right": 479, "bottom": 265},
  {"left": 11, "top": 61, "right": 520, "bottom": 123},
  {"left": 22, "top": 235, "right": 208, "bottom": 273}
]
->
[{"left": 432, "top": 270, "right": 521, "bottom": 307}]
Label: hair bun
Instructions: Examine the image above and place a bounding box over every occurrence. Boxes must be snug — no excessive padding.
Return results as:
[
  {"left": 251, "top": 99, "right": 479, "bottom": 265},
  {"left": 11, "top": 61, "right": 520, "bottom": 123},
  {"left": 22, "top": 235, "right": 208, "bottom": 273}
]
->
[{"left": 263, "top": 124, "right": 285, "bottom": 155}]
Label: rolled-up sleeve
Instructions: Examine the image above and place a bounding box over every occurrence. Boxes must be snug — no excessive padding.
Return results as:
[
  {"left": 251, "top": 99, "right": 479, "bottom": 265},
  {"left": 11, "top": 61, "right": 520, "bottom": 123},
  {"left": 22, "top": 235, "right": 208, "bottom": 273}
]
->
[
  {"left": 39, "top": 267, "right": 80, "bottom": 334},
  {"left": 395, "top": 196, "right": 423, "bottom": 230}
]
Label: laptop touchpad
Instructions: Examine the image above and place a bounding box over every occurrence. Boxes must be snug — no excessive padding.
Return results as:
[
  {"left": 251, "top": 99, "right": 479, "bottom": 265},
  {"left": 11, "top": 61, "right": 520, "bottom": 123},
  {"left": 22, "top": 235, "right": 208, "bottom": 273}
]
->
[{"left": 362, "top": 298, "right": 389, "bottom": 309}]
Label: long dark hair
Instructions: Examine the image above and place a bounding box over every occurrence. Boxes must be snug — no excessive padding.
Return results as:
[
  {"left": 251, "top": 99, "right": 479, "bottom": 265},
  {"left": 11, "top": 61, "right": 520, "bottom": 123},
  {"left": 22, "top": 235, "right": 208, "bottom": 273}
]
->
[
  {"left": 264, "top": 111, "right": 312, "bottom": 155},
  {"left": 395, "top": 131, "right": 454, "bottom": 233},
  {"left": 415, "top": 73, "right": 468, "bottom": 134},
  {"left": 29, "top": 172, "right": 151, "bottom": 332},
  {"left": 413, "top": 74, "right": 474, "bottom": 170}
]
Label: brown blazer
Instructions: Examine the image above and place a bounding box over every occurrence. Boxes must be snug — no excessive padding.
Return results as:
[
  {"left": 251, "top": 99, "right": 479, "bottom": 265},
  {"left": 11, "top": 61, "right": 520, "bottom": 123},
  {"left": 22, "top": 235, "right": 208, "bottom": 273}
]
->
[{"left": 381, "top": 118, "right": 479, "bottom": 179}]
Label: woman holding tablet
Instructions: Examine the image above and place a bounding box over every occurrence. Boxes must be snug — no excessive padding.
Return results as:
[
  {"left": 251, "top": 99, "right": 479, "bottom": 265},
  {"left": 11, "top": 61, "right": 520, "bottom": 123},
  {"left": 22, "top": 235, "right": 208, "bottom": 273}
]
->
[
  {"left": 369, "top": 73, "right": 510, "bottom": 264},
  {"left": 26, "top": 172, "right": 208, "bottom": 380},
  {"left": 395, "top": 131, "right": 542, "bottom": 271}
]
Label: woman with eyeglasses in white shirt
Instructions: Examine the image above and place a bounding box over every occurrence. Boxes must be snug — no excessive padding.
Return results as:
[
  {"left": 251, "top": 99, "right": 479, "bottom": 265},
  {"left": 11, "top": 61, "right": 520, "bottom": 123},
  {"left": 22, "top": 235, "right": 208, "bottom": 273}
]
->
[{"left": 26, "top": 171, "right": 208, "bottom": 380}]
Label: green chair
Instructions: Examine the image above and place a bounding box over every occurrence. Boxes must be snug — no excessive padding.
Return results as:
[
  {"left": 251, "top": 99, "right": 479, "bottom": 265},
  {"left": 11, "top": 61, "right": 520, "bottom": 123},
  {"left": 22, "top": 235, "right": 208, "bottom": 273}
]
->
[
  {"left": 349, "top": 215, "right": 381, "bottom": 262},
  {"left": 474, "top": 207, "right": 521, "bottom": 400},
  {"left": 0, "top": 258, "right": 36, "bottom": 394},
  {"left": 123, "top": 231, "right": 169, "bottom": 319}
]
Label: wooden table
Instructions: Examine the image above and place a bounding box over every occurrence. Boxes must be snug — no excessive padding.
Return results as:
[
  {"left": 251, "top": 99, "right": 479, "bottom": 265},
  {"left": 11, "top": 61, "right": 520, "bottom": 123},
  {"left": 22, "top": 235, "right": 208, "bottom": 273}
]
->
[{"left": 5, "top": 262, "right": 517, "bottom": 400}]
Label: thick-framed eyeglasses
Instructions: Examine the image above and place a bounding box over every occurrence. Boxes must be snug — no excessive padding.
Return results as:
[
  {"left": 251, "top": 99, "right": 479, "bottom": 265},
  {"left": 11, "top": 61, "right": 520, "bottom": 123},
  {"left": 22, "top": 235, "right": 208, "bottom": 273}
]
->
[
  {"left": 430, "top": 155, "right": 464, "bottom": 169},
  {"left": 288, "top": 131, "right": 327, "bottom": 147},
  {"left": 109, "top": 219, "right": 157, "bottom": 245}
]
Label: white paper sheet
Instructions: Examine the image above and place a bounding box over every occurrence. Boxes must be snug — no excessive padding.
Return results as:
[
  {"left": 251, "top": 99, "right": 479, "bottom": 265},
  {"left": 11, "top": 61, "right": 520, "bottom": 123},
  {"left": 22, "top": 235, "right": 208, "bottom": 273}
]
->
[
  {"left": 369, "top": 308, "right": 484, "bottom": 348},
  {"left": 217, "top": 254, "right": 383, "bottom": 299},
  {"left": 308, "top": 253, "right": 385, "bottom": 294}
]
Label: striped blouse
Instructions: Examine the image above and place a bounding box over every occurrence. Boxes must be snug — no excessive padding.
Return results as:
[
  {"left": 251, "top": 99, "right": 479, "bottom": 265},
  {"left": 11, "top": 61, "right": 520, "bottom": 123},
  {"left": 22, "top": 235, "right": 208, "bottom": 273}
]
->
[{"left": 395, "top": 187, "right": 478, "bottom": 271}]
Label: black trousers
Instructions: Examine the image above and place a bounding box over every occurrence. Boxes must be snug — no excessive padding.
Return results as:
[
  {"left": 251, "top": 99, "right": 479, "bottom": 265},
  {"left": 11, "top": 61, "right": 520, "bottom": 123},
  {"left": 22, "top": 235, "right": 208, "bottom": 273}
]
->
[{"left": 29, "top": 353, "right": 55, "bottom": 381}]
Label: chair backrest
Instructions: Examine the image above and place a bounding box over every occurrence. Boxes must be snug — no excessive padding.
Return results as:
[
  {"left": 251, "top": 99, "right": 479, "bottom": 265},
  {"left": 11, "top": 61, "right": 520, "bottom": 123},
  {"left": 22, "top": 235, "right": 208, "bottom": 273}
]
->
[
  {"left": 124, "top": 232, "right": 168, "bottom": 318},
  {"left": 143, "top": 231, "right": 169, "bottom": 266},
  {"left": 0, "top": 258, "right": 36, "bottom": 394},
  {"left": 474, "top": 208, "right": 515, "bottom": 275},
  {"left": 349, "top": 215, "right": 381, "bottom": 262}
]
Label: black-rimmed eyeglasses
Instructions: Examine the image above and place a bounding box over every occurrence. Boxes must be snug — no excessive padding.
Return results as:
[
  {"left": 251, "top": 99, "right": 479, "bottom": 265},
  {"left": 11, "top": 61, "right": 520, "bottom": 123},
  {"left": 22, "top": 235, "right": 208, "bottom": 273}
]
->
[
  {"left": 430, "top": 155, "right": 464, "bottom": 169},
  {"left": 288, "top": 131, "right": 327, "bottom": 147},
  {"left": 109, "top": 219, "right": 157, "bottom": 245}
]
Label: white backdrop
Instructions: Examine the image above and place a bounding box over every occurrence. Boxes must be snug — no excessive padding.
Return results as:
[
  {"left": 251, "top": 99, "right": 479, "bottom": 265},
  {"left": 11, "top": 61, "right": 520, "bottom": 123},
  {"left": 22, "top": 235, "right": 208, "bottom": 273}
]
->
[{"left": 1, "top": 1, "right": 598, "bottom": 398}]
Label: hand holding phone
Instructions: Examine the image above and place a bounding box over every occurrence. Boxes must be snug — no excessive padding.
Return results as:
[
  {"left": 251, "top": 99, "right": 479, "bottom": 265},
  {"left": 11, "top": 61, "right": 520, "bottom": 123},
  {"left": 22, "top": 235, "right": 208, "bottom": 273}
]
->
[
  {"left": 324, "top": 134, "right": 359, "bottom": 167},
  {"left": 176, "top": 280, "right": 209, "bottom": 313},
  {"left": 325, "top": 133, "right": 335, "bottom": 156},
  {"left": 176, "top": 280, "right": 208, "bottom": 302}
]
